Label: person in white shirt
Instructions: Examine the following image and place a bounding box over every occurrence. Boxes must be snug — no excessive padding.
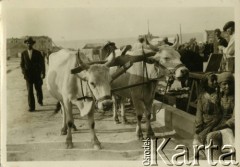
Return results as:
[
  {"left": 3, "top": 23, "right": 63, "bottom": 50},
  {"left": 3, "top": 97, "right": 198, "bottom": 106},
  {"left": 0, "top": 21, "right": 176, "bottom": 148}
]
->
[{"left": 219, "top": 21, "right": 235, "bottom": 72}]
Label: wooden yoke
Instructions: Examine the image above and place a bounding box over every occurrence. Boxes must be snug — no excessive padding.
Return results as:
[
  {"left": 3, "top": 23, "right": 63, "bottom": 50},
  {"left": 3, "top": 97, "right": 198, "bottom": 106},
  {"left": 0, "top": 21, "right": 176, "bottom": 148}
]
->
[{"left": 71, "top": 51, "right": 156, "bottom": 74}]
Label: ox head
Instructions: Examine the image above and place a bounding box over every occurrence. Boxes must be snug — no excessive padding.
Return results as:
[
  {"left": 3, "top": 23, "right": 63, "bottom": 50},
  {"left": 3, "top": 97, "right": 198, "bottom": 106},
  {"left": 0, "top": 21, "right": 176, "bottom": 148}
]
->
[
  {"left": 82, "top": 65, "right": 113, "bottom": 111},
  {"left": 73, "top": 44, "right": 116, "bottom": 111},
  {"left": 148, "top": 36, "right": 189, "bottom": 82}
]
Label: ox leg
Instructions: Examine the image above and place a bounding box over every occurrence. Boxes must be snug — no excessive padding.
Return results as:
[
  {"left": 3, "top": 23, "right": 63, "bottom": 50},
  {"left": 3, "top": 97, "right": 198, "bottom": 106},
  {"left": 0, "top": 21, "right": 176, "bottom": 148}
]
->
[
  {"left": 136, "top": 114, "right": 143, "bottom": 140},
  {"left": 144, "top": 104, "right": 155, "bottom": 139},
  {"left": 88, "top": 109, "right": 101, "bottom": 150},
  {"left": 145, "top": 83, "right": 156, "bottom": 139},
  {"left": 112, "top": 96, "right": 120, "bottom": 124},
  {"left": 72, "top": 123, "right": 77, "bottom": 131},
  {"left": 120, "top": 100, "right": 128, "bottom": 124},
  {"left": 133, "top": 99, "right": 144, "bottom": 140},
  {"left": 60, "top": 102, "right": 67, "bottom": 135},
  {"left": 64, "top": 100, "right": 74, "bottom": 149}
]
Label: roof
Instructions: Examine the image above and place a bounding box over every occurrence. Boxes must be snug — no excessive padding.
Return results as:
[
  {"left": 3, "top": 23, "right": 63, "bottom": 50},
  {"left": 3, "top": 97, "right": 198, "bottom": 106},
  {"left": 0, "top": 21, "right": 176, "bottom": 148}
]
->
[{"left": 82, "top": 43, "right": 104, "bottom": 49}]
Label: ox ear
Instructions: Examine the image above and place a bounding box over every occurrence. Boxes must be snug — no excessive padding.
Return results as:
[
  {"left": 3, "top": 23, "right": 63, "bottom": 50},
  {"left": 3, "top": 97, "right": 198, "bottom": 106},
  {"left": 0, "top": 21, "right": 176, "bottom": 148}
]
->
[{"left": 146, "top": 52, "right": 161, "bottom": 64}]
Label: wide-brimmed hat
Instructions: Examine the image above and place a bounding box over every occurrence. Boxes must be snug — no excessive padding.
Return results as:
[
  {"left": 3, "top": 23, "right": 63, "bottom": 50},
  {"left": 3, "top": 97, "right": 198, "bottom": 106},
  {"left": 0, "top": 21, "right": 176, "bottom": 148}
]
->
[
  {"left": 24, "top": 37, "right": 36, "bottom": 44},
  {"left": 217, "top": 72, "right": 234, "bottom": 83},
  {"left": 223, "top": 21, "right": 235, "bottom": 31}
]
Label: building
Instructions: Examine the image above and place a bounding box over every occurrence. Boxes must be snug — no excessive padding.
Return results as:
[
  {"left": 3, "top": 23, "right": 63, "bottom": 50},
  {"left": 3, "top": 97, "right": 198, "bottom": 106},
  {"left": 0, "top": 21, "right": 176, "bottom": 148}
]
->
[
  {"left": 204, "top": 30, "right": 229, "bottom": 54},
  {"left": 82, "top": 43, "right": 106, "bottom": 61},
  {"left": 204, "top": 30, "right": 229, "bottom": 43},
  {"left": 7, "top": 36, "right": 53, "bottom": 58}
]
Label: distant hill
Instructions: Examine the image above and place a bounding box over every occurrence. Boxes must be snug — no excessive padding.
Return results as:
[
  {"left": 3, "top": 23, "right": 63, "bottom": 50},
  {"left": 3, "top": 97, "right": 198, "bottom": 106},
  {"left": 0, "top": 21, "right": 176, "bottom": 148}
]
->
[{"left": 54, "top": 32, "right": 204, "bottom": 49}]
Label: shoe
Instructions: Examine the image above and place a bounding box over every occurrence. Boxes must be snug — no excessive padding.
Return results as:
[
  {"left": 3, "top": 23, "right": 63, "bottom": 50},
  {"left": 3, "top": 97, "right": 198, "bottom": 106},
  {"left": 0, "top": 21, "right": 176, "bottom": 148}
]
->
[{"left": 28, "top": 108, "right": 35, "bottom": 112}]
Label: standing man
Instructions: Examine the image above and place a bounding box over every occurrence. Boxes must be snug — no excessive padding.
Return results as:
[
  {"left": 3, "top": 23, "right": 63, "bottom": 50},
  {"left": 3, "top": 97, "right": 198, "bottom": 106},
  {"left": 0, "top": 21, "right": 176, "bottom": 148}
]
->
[
  {"left": 214, "top": 28, "right": 228, "bottom": 54},
  {"left": 20, "top": 37, "right": 45, "bottom": 111},
  {"left": 219, "top": 21, "right": 235, "bottom": 72}
]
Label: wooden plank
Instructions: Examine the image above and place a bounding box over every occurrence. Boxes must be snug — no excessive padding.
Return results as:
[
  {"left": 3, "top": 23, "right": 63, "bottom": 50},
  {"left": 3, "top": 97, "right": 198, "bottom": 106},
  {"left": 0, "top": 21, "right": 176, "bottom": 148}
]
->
[
  {"left": 154, "top": 102, "right": 195, "bottom": 138},
  {"left": 205, "top": 54, "right": 223, "bottom": 72}
]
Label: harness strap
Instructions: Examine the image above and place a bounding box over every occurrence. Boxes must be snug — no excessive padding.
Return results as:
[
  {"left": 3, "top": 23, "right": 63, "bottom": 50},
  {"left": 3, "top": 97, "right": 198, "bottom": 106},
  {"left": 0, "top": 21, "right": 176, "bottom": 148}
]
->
[
  {"left": 141, "top": 46, "right": 153, "bottom": 100},
  {"left": 142, "top": 46, "right": 149, "bottom": 80},
  {"left": 76, "top": 49, "right": 81, "bottom": 67},
  {"left": 80, "top": 79, "right": 86, "bottom": 102},
  {"left": 77, "top": 96, "right": 93, "bottom": 101}
]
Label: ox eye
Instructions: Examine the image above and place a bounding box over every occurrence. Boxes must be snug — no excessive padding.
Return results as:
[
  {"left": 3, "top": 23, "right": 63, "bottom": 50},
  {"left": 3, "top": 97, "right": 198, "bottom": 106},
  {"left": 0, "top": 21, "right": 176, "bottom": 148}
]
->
[{"left": 89, "top": 82, "right": 96, "bottom": 88}]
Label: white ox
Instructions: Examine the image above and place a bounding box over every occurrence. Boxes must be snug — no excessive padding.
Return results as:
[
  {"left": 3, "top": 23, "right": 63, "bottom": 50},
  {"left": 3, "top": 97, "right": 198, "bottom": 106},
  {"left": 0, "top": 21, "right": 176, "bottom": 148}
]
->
[
  {"left": 108, "top": 37, "right": 189, "bottom": 139},
  {"left": 47, "top": 48, "right": 115, "bottom": 149}
]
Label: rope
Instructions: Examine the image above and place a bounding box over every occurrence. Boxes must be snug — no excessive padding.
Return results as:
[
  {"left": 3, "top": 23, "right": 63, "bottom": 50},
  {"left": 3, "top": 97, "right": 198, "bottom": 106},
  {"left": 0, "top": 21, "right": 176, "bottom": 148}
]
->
[{"left": 75, "top": 49, "right": 94, "bottom": 102}]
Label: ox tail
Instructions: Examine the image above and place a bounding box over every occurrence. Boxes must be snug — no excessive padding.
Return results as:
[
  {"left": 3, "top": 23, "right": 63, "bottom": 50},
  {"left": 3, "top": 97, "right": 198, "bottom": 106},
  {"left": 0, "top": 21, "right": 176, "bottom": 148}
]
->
[{"left": 54, "top": 102, "right": 61, "bottom": 114}]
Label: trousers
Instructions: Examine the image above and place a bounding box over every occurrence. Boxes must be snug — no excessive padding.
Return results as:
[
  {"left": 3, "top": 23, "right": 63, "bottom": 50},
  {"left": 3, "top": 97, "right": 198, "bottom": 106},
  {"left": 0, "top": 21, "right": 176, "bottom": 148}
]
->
[{"left": 26, "top": 79, "right": 43, "bottom": 110}]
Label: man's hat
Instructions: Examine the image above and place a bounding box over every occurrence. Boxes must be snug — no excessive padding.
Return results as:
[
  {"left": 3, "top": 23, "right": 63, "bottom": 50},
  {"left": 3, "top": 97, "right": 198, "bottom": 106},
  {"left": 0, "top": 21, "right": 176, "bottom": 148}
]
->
[
  {"left": 24, "top": 37, "right": 36, "bottom": 44},
  {"left": 223, "top": 21, "right": 235, "bottom": 31}
]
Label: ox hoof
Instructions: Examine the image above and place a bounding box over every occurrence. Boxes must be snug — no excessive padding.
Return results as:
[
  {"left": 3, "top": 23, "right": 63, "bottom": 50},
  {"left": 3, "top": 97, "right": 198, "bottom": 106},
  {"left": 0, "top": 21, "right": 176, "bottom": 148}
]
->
[
  {"left": 122, "top": 117, "right": 128, "bottom": 124},
  {"left": 61, "top": 128, "right": 67, "bottom": 135},
  {"left": 146, "top": 134, "right": 156, "bottom": 139},
  {"left": 72, "top": 124, "right": 77, "bottom": 131},
  {"left": 93, "top": 144, "right": 102, "bottom": 150},
  {"left": 146, "top": 132, "right": 156, "bottom": 139},
  {"left": 114, "top": 118, "right": 120, "bottom": 124},
  {"left": 66, "top": 142, "right": 74, "bottom": 149},
  {"left": 137, "top": 134, "right": 144, "bottom": 141}
]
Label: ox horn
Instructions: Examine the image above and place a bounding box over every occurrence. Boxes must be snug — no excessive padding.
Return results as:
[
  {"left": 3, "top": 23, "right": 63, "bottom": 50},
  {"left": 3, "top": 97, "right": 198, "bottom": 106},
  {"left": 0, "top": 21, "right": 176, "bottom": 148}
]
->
[
  {"left": 77, "top": 49, "right": 90, "bottom": 70},
  {"left": 71, "top": 49, "right": 89, "bottom": 74},
  {"left": 104, "top": 43, "right": 116, "bottom": 67},
  {"left": 171, "top": 34, "right": 179, "bottom": 50}
]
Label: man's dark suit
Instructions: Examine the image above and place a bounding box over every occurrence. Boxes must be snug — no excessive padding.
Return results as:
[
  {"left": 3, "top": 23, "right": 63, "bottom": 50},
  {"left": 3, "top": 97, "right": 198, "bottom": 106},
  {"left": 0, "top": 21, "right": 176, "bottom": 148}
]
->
[{"left": 20, "top": 49, "right": 45, "bottom": 111}]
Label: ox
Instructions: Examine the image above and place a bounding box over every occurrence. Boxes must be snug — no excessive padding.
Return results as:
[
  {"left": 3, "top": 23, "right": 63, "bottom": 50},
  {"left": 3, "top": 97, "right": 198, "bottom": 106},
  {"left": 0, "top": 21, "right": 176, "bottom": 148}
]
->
[
  {"left": 46, "top": 46, "right": 115, "bottom": 149},
  {"left": 108, "top": 37, "right": 189, "bottom": 139}
]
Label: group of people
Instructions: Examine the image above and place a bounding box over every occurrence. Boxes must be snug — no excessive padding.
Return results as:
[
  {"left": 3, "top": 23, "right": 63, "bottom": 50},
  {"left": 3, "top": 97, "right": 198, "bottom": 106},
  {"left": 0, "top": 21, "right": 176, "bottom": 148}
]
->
[
  {"left": 193, "top": 71, "right": 235, "bottom": 159},
  {"left": 177, "top": 21, "right": 235, "bottom": 72}
]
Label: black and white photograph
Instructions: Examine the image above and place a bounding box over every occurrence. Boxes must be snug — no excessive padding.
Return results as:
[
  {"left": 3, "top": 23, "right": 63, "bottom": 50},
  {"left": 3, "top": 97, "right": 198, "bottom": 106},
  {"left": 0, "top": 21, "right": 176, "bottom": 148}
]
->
[{"left": 1, "top": 0, "right": 239, "bottom": 166}]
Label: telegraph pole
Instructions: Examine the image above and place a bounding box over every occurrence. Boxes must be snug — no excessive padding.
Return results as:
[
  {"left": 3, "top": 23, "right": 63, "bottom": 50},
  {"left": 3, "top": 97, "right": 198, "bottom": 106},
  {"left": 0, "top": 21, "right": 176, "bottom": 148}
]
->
[
  {"left": 179, "top": 24, "right": 182, "bottom": 44},
  {"left": 148, "top": 20, "right": 150, "bottom": 35}
]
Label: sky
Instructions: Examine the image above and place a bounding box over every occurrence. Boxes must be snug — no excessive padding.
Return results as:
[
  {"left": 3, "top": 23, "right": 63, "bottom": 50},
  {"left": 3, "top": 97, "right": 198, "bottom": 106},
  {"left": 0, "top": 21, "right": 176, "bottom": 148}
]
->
[{"left": 2, "top": 0, "right": 235, "bottom": 41}]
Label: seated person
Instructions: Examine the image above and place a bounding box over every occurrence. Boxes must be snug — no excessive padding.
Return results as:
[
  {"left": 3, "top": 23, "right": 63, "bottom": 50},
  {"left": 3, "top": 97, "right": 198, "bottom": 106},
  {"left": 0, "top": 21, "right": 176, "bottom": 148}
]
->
[
  {"left": 206, "top": 72, "right": 235, "bottom": 159},
  {"left": 193, "top": 72, "right": 220, "bottom": 147}
]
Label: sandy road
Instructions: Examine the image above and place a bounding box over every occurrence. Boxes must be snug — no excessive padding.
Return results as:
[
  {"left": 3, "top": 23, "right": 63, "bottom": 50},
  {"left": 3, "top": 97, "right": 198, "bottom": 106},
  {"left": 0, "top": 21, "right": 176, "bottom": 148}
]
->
[{"left": 5, "top": 58, "right": 192, "bottom": 162}]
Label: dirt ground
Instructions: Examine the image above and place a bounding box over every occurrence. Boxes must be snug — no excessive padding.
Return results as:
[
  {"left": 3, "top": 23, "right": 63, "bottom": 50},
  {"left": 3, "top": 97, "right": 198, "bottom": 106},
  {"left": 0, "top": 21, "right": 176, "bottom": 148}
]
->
[{"left": 6, "top": 58, "right": 193, "bottom": 163}]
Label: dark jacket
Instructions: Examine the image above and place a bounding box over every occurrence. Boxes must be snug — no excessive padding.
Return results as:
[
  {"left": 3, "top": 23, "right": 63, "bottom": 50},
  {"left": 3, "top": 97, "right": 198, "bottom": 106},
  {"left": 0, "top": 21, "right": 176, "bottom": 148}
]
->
[
  {"left": 217, "top": 36, "right": 228, "bottom": 47},
  {"left": 20, "top": 49, "right": 45, "bottom": 83}
]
